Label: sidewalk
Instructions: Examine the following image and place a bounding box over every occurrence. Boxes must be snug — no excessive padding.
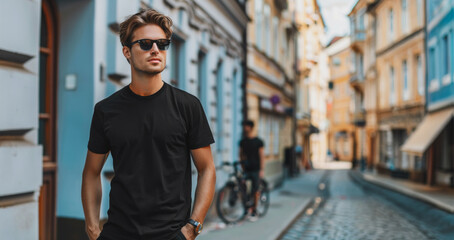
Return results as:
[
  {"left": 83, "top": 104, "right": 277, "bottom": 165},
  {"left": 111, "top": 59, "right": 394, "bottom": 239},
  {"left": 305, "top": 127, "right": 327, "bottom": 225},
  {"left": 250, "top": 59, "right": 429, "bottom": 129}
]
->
[
  {"left": 360, "top": 171, "right": 454, "bottom": 213},
  {"left": 198, "top": 170, "right": 324, "bottom": 240}
]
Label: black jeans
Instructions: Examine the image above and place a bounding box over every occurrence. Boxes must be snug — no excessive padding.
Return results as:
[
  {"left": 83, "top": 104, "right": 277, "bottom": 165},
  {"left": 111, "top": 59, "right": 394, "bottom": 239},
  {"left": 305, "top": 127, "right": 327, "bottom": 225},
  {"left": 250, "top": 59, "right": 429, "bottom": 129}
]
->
[{"left": 97, "top": 230, "right": 186, "bottom": 240}]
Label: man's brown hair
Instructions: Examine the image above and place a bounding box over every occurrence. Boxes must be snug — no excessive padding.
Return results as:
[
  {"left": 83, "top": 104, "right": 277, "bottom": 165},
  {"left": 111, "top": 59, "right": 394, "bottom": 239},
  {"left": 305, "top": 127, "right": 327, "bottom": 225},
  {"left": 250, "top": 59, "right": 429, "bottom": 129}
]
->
[{"left": 119, "top": 9, "right": 173, "bottom": 47}]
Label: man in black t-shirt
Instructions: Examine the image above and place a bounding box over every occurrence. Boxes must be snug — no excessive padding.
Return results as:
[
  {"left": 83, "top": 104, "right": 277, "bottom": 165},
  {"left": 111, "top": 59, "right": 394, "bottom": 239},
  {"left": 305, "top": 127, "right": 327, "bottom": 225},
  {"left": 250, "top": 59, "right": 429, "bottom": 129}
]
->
[
  {"left": 239, "top": 120, "right": 264, "bottom": 220},
  {"left": 81, "top": 9, "right": 215, "bottom": 240}
]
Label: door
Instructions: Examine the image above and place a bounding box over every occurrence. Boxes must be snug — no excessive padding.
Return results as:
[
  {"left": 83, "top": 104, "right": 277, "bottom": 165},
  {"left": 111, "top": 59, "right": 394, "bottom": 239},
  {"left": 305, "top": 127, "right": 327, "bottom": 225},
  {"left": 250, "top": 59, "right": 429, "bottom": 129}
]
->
[{"left": 38, "top": 0, "right": 58, "bottom": 239}]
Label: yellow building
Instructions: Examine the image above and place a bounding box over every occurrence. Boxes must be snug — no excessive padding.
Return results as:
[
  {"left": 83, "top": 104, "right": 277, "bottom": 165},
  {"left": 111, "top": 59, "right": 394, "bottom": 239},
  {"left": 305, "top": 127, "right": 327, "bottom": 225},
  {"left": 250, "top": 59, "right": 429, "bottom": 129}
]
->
[
  {"left": 326, "top": 37, "right": 355, "bottom": 162},
  {"left": 363, "top": 0, "right": 379, "bottom": 170},
  {"left": 348, "top": 0, "right": 368, "bottom": 169},
  {"left": 246, "top": 0, "right": 296, "bottom": 186},
  {"left": 293, "top": 0, "right": 326, "bottom": 168},
  {"left": 368, "top": 0, "right": 426, "bottom": 179}
]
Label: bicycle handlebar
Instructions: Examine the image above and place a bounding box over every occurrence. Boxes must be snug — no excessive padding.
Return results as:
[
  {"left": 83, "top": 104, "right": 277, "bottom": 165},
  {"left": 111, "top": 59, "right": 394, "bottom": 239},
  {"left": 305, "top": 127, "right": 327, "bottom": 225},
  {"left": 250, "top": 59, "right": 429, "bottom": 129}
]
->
[{"left": 217, "top": 161, "right": 245, "bottom": 174}]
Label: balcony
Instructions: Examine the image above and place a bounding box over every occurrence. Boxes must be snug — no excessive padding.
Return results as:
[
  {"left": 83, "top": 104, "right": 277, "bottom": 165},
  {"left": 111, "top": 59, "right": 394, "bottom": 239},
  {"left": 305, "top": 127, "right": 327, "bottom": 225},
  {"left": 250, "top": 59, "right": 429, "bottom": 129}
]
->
[
  {"left": 350, "top": 28, "right": 366, "bottom": 52},
  {"left": 274, "top": 0, "right": 288, "bottom": 11},
  {"left": 349, "top": 72, "right": 365, "bottom": 93},
  {"left": 352, "top": 109, "right": 366, "bottom": 127}
]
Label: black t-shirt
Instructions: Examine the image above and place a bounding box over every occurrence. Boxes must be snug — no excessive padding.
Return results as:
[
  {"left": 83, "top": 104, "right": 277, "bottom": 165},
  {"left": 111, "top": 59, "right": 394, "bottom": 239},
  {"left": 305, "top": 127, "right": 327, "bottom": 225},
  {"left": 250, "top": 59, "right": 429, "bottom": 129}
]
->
[
  {"left": 87, "top": 81, "right": 214, "bottom": 240},
  {"left": 239, "top": 137, "right": 264, "bottom": 172}
]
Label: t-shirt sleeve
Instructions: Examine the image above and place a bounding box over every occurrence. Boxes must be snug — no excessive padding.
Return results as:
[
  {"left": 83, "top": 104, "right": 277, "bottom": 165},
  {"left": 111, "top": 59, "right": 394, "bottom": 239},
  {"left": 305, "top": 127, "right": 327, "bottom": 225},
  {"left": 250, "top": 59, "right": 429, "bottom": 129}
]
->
[
  {"left": 87, "top": 104, "right": 110, "bottom": 154},
  {"left": 186, "top": 97, "right": 215, "bottom": 149},
  {"left": 258, "top": 138, "right": 264, "bottom": 148}
]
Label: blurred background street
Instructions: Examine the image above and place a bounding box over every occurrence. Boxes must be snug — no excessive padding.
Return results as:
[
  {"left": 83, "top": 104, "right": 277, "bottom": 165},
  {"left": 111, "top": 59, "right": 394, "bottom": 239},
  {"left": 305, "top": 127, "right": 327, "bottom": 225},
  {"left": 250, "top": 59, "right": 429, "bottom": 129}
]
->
[{"left": 0, "top": 0, "right": 453, "bottom": 239}]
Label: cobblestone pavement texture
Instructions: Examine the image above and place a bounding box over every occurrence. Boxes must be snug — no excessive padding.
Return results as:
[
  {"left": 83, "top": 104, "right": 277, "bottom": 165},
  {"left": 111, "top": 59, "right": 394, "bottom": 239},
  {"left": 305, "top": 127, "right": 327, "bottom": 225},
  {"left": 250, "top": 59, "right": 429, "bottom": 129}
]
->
[
  {"left": 198, "top": 170, "right": 324, "bottom": 240},
  {"left": 280, "top": 170, "right": 445, "bottom": 240}
]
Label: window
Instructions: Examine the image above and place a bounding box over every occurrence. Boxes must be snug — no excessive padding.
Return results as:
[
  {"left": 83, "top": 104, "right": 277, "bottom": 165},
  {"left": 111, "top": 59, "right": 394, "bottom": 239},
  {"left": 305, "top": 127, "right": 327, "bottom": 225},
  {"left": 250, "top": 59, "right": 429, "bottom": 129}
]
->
[
  {"left": 428, "top": 46, "right": 440, "bottom": 92},
  {"left": 255, "top": 0, "right": 263, "bottom": 49},
  {"left": 402, "top": 60, "right": 409, "bottom": 100},
  {"left": 388, "top": 8, "right": 394, "bottom": 42},
  {"left": 273, "top": 119, "right": 279, "bottom": 155},
  {"left": 265, "top": 116, "right": 271, "bottom": 155},
  {"left": 416, "top": 0, "right": 423, "bottom": 25},
  {"left": 273, "top": 17, "right": 279, "bottom": 58},
  {"left": 333, "top": 57, "right": 341, "bottom": 66},
  {"left": 197, "top": 51, "right": 207, "bottom": 109},
  {"left": 416, "top": 55, "right": 424, "bottom": 96},
  {"left": 401, "top": 0, "right": 408, "bottom": 33},
  {"left": 216, "top": 61, "right": 224, "bottom": 152},
  {"left": 390, "top": 66, "right": 395, "bottom": 105},
  {"left": 264, "top": 4, "right": 271, "bottom": 54},
  {"left": 169, "top": 37, "right": 185, "bottom": 88},
  {"left": 359, "top": 54, "right": 364, "bottom": 78},
  {"left": 429, "top": 47, "right": 436, "bottom": 81},
  {"left": 442, "top": 34, "right": 451, "bottom": 85}
]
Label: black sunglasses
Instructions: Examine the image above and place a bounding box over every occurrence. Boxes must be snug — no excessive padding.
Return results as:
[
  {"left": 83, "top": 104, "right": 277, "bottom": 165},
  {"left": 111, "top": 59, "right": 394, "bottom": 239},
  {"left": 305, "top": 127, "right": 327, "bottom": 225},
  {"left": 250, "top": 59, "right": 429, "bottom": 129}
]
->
[{"left": 128, "top": 39, "right": 171, "bottom": 51}]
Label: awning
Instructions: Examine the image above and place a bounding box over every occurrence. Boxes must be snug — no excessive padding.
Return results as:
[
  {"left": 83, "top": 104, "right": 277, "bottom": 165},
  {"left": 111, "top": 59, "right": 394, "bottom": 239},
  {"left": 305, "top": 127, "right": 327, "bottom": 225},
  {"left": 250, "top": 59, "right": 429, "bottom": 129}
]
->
[{"left": 401, "top": 107, "right": 454, "bottom": 156}]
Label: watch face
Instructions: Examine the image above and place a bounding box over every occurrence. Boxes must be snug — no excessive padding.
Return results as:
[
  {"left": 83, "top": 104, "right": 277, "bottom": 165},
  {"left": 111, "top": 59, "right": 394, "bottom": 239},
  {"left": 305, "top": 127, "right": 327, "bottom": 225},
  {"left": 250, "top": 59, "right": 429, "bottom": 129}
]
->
[{"left": 197, "top": 223, "right": 203, "bottom": 234}]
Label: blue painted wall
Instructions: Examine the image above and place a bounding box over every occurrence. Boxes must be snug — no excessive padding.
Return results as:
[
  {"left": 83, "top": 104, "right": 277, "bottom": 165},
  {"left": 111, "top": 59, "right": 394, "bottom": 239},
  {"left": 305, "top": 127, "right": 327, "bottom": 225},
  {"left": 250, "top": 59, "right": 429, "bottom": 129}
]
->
[
  {"left": 56, "top": 0, "right": 95, "bottom": 219},
  {"left": 426, "top": 1, "right": 454, "bottom": 110}
]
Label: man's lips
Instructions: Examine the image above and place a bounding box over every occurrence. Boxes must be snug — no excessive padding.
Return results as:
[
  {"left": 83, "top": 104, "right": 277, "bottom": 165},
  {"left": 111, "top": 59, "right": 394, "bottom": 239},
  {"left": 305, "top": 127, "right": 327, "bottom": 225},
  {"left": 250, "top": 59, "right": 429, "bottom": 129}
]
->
[{"left": 148, "top": 58, "right": 161, "bottom": 63}]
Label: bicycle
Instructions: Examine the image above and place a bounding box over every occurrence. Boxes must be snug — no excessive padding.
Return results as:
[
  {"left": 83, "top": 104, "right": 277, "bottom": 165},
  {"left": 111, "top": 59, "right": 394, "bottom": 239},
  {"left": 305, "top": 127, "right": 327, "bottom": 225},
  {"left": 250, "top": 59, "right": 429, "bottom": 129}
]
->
[{"left": 216, "top": 161, "right": 270, "bottom": 224}]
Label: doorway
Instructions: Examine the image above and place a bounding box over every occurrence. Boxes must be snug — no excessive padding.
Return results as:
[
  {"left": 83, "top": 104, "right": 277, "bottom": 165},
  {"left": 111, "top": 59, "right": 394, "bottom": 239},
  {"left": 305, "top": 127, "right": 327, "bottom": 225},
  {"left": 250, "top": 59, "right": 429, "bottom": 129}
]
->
[{"left": 38, "top": 0, "right": 58, "bottom": 239}]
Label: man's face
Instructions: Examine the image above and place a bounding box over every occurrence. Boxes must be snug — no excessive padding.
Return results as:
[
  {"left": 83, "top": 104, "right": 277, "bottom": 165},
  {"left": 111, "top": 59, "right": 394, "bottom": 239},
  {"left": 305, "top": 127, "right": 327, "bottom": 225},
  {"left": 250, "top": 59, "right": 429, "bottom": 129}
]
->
[
  {"left": 123, "top": 24, "right": 168, "bottom": 75},
  {"left": 243, "top": 125, "right": 252, "bottom": 134}
]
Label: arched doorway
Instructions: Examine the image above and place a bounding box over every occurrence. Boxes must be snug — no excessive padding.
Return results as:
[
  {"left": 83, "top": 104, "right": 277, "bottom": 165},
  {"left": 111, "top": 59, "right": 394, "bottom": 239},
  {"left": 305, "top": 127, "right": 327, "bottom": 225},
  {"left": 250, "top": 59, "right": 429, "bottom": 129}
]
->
[{"left": 39, "top": 0, "right": 58, "bottom": 239}]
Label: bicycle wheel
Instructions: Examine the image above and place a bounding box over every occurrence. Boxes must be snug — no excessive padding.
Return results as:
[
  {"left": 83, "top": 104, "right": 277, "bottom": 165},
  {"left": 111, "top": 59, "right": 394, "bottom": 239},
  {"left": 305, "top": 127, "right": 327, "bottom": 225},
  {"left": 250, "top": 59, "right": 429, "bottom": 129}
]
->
[
  {"left": 216, "top": 183, "right": 247, "bottom": 224},
  {"left": 255, "top": 179, "right": 270, "bottom": 217}
]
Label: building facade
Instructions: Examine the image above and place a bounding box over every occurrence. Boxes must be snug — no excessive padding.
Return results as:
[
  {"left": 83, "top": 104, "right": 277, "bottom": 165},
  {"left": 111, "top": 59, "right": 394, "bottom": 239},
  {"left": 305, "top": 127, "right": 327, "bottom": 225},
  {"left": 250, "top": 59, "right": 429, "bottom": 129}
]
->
[
  {"left": 326, "top": 37, "right": 356, "bottom": 163},
  {"left": 402, "top": 0, "right": 454, "bottom": 186},
  {"left": 0, "top": 0, "right": 248, "bottom": 239},
  {"left": 246, "top": 0, "right": 296, "bottom": 186},
  {"left": 348, "top": 0, "right": 368, "bottom": 169},
  {"left": 369, "top": 0, "right": 426, "bottom": 179},
  {"left": 294, "top": 0, "right": 326, "bottom": 169},
  {"left": 363, "top": 0, "right": 379, "bottom": 170}
]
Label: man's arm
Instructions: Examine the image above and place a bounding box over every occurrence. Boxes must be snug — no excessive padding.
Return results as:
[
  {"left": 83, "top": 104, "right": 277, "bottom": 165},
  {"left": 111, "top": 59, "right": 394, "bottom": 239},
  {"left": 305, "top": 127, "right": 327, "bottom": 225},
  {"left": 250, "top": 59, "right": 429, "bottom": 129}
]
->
[
  {"left": 181, "top": 145, "right": 216, "bottom": 240},
  {"left": 81, "top": 150, "right": 109, "bottom": 240},
  {"left": 259, "top": 147, "right": 265, "bottom": 178},
  {"left": 239, "top": 146, "right": 246, "bottom": 171}
]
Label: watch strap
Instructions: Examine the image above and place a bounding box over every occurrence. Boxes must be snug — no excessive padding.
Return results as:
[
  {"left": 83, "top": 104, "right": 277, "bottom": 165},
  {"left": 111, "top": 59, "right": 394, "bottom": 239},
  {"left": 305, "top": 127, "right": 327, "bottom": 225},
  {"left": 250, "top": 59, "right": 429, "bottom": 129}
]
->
[{"left": 188, "top": 219, "right": 202, "bottom": 234}]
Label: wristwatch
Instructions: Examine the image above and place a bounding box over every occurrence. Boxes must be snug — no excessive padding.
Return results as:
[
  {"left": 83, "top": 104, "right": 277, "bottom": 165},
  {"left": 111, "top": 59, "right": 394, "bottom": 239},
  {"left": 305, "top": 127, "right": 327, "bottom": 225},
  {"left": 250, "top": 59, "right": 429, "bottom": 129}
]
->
[{"left": 188, "top": 219, "right": 203, "bottom": 235}]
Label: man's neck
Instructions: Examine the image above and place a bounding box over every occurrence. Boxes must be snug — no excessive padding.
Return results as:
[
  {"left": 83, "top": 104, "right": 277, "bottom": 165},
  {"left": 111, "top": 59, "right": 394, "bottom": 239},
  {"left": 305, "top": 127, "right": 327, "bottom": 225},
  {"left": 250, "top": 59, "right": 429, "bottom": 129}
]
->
[
  {"left": 246, "top": 133, "right": 255, "bottom": 139},
  {"left": 129, "top": 71, "right": 163, "bottom": 96}
]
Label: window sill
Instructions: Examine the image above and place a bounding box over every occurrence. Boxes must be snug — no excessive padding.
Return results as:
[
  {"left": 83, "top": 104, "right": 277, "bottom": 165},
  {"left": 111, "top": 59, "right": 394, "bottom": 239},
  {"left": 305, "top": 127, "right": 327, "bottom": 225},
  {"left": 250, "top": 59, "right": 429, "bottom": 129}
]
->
[{"left": 442, "top": 74, "right": 451, "bottom": 86}]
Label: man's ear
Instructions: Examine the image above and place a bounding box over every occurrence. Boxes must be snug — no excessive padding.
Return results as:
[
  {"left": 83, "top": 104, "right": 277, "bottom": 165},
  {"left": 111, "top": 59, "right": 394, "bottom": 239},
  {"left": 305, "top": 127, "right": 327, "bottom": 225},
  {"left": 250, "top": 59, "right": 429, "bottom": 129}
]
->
[{"left": 122, "top": 46, "right": 131, "bottom": 62}]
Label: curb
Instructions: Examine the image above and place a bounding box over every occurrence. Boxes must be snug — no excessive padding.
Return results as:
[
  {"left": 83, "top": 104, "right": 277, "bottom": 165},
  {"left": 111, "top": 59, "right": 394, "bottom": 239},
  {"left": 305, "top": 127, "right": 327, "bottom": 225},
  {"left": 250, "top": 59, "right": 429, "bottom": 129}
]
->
[
  {"left": 269, "top": 198, "right": 312, "bottom": 240},
  {"left": 357, "top": 171, "right": 454, "bottom": 214}
]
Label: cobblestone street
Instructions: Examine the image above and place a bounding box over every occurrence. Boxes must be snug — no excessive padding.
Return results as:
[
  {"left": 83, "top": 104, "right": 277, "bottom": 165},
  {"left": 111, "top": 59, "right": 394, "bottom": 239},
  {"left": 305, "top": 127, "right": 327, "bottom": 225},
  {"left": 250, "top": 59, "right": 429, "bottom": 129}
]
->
[{"left": 280, "top": 170, "right": 452, "bottom": 240}]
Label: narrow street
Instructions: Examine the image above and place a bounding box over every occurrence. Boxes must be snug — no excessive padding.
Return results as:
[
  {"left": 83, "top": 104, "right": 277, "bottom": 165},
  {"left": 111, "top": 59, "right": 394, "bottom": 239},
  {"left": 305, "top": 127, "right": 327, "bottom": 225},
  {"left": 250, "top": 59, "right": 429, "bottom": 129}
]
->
[{"left": 279, "top": 170, "right": 454, "bottom": 240}]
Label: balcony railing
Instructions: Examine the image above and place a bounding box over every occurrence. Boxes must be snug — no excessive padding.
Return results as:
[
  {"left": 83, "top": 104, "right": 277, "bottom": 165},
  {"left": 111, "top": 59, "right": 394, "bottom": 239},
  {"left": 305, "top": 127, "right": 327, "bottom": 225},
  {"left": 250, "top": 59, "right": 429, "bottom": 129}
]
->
[
  {"left": 350, "top": 72, "right": 364, "bottom": 84},
  {"left": 274, "top": 0, "right": 288, "bottom": 11},
  {"left": 351, "top": 29, "right": 366, "bottom": 43},
  {"left": 352, "top": 109, "right": 366, "bottom": 127}
]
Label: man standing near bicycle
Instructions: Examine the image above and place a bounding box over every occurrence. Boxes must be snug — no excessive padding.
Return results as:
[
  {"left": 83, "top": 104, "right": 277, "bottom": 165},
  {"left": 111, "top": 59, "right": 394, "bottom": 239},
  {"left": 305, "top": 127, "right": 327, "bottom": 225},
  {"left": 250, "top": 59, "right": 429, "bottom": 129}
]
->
[
  {"left": 81, "top": 9, "right": 216, "bottom": 240},
  {"left": 239, "top": 120, "right": 265, "bottom": 221}
]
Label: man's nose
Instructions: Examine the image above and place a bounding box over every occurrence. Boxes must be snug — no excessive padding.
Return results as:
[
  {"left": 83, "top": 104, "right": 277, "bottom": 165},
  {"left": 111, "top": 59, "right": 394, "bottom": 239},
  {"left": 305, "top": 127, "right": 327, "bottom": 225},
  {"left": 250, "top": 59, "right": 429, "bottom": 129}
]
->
[{"left": 150, "top": 42, "right": 159, "bottom": 53}]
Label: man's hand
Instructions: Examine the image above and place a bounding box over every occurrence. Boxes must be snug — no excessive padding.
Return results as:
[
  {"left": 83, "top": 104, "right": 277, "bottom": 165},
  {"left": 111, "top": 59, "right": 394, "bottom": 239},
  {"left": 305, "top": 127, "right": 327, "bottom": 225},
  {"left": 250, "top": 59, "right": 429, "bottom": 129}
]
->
[
  {"left": 86, "top": 226, "right": 101, "bottom": 240},
  {"left": 181, "top": 223, "right": 196, "bottom": 240},
  {"left": 259, "top": 169, "right": 265, "bottom": 178}
]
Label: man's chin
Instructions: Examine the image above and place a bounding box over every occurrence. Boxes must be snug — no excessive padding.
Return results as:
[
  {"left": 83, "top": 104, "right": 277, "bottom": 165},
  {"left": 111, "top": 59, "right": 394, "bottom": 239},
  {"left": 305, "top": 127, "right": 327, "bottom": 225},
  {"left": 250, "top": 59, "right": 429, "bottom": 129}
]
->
[{"left": 135, "top": 67, "right": 164, "bottom": 76}]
